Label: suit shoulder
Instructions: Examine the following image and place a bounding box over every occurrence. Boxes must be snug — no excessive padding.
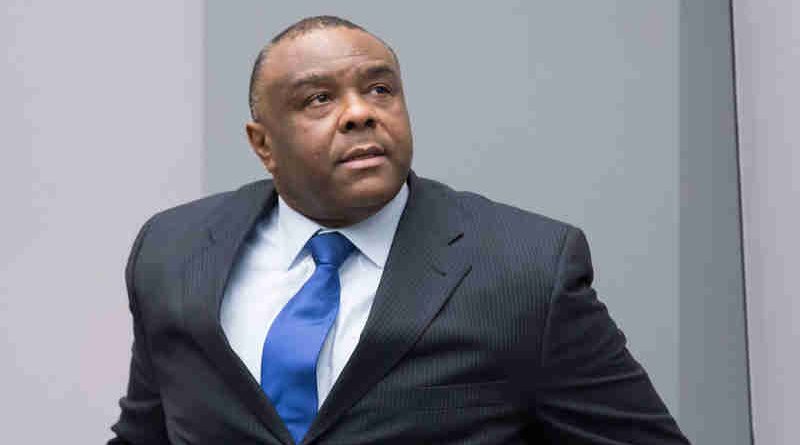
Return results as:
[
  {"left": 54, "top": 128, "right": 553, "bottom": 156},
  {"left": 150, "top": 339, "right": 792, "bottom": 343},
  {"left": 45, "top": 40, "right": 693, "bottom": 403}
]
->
[
  {"left": 419, "top": 176, "right": 577, "bottom": 239},
  {"left": 416, "top": 177, "right": 585, "bottom": 314},
  {"left": 143, "top": 180, "right": 266, "bottom": 231},
  {"left": 127, "top": 180, "right": 270, "bottom": 289},
  {"left": 412, "top": 177, "right": 581, "bottom": 282}
]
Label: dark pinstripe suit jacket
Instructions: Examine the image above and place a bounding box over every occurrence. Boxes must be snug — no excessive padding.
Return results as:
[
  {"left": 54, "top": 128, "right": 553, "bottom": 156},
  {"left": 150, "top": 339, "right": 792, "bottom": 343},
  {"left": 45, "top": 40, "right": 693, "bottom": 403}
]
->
[{"left": 110, "top": 172, "right": 689, "bottom": 444}]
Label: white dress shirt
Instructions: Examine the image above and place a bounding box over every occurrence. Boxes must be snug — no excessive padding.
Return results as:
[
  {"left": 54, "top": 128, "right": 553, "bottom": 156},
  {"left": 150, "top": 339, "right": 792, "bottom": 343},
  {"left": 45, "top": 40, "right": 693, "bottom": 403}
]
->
[{"left": 220, "top": 184, "right": 408, "bottom": 408}]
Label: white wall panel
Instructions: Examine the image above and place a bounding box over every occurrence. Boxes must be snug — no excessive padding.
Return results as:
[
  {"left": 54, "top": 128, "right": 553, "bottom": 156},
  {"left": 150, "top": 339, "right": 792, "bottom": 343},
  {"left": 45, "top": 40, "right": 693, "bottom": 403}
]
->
[
  {"left": 0, "top": 2, "right": 205, "bottom": 442},
  {"left": 733, "top": 1, "right": 800, "bottom": 444}
]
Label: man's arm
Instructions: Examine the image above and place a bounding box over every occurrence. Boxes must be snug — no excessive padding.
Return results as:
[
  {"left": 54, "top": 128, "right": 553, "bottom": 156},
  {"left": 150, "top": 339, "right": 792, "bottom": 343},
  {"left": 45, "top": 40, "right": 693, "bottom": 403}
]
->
[
  {"left": 108, "top": 219, "right": 170, "bottom": 445},
  {"left": 531, "top": 227, "right": 689, "bottom": 444}
]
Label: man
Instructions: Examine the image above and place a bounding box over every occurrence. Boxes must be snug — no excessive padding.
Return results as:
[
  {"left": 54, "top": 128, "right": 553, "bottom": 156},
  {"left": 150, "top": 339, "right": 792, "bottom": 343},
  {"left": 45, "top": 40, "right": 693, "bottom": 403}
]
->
[{"left": 110, "top": 16, "right": 688, "bottom": 444}]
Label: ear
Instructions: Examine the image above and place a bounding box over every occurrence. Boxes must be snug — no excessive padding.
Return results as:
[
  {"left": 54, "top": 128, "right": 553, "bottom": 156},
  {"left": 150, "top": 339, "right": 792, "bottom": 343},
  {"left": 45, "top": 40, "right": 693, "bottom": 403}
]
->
[{"left": 246, "top": 121, "right": 276, "bottom": 173}]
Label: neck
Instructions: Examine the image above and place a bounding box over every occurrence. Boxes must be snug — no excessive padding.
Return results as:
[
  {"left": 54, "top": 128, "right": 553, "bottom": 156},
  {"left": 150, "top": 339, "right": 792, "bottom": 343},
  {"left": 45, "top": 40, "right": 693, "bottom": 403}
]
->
[{"left": 279, "top": 196, "right": 389, "bottom": 229}]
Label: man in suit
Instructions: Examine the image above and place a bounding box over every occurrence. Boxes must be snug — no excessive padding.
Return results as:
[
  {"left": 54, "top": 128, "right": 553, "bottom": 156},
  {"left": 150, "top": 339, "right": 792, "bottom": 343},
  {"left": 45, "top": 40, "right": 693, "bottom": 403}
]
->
[{"left": 110, "top": 16, "right": 689, "bottom": 444}]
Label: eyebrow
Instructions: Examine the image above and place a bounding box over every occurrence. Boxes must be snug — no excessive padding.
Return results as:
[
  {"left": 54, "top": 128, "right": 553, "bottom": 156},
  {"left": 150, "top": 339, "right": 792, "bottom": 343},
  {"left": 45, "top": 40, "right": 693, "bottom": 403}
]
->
[
  {"left": 285, "top": 63, "right": 399, "bottom": 92},
  {"left": 358, "top": 63, "right": 398, "bottom": 81},
  {"left": 287, "top": 72, "right": 335, "bottom": 92}
]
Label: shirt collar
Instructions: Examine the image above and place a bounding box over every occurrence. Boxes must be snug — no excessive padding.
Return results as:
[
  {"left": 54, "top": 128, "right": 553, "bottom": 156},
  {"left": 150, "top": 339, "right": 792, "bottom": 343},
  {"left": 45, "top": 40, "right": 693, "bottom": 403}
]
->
[{"left": 276, "top": 183, "right": 409, "bottom": 270}]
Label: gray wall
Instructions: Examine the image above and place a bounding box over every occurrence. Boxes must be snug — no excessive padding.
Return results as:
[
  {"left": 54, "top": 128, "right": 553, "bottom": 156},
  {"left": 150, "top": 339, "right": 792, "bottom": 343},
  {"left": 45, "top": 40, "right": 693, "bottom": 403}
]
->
[
  {"left": 733, "top": 0, "right": 800, "bottom": 443},
  {"left": 0, "top": 1, "right": 205, "bottom": 443}
]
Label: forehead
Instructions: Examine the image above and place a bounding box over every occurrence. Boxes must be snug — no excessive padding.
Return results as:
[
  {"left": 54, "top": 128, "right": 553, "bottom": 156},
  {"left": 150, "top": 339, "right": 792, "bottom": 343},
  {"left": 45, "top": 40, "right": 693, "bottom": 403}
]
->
[{"left": 262, "top": 28, "right": 398, "bottom": 87}]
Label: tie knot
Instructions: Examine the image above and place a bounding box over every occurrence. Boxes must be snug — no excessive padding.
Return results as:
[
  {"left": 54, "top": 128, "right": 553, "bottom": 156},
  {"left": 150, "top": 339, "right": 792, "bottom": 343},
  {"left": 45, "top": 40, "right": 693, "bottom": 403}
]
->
[{"left": 307, "top": 232, "right": 355, "bottom": 268}]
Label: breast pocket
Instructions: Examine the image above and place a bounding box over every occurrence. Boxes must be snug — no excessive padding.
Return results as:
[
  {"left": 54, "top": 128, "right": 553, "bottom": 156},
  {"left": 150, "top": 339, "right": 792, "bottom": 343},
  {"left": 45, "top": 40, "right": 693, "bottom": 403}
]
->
[
  {"left": 338, "top": 380, "right": 519, "bottom": 444},
  {"left": 359, "top": 380, "right": 510, "bottom": 412}
]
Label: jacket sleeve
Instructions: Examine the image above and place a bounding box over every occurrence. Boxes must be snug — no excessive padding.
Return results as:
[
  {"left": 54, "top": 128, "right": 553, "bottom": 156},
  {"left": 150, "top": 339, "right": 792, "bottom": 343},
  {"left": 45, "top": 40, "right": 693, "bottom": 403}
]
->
[
  {"left": 532, "top": 227, "right": 690, "bottom": 444},
  {"left": 108, "top": 218, "right": 170, "bottom": 445}
]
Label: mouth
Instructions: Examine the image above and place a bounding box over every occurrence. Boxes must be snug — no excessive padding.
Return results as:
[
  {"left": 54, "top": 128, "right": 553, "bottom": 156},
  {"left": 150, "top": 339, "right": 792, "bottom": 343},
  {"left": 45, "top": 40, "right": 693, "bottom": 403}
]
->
[{"left": 338, "top": 145, "right": 388, "bottom": 169}]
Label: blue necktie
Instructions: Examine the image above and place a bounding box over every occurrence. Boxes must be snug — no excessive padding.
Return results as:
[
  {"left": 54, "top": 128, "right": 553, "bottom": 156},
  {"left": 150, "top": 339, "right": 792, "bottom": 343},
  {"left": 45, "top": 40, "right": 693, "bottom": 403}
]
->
[{"left": 261, "top": 232, "right": 355, "bottom": 444}]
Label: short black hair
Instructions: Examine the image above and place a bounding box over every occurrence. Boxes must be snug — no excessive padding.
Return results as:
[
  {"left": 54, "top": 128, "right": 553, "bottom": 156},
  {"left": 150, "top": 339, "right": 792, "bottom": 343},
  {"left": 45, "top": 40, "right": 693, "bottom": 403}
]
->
[{"left": 248, "top": 15, "right": 397, "bottom": 121}]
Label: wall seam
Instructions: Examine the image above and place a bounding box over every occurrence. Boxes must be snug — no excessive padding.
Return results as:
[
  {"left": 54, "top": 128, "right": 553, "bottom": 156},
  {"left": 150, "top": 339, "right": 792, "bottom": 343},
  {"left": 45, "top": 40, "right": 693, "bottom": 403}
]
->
[{"left": 727, "top": 0, "right": 755, "bottom": 443}]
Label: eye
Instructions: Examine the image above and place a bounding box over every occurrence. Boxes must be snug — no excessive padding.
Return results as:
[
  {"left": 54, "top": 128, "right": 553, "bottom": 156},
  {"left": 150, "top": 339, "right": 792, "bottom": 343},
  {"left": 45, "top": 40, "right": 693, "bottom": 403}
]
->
[
  {"left": 306, "top": 92, "right": 332, "bottom": 106},
  {"left": 370, "top": 84, "right": 392, "bottom": 95}
]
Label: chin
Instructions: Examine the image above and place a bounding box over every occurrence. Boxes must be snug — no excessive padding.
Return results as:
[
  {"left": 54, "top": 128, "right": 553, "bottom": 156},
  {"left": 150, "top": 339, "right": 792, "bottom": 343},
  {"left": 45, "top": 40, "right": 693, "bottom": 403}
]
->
[{"left": 343, "top": 179, "right": 402, "bottom": 209}]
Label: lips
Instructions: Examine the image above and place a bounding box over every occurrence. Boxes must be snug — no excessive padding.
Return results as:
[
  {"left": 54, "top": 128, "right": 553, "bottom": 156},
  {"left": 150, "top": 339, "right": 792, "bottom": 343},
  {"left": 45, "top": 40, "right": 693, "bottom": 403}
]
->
[{"left": 339, "top": 145, "right": 386, "bottom": 163}]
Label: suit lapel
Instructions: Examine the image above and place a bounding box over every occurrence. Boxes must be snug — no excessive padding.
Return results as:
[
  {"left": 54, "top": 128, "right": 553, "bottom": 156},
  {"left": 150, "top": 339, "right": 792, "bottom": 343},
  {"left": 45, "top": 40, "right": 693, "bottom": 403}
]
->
[
  {"left": 302, "top": 173, "right": 472, "bottom": 445},
  {"left": 182, "top": 180, "right": 295, "bottom": 445}
]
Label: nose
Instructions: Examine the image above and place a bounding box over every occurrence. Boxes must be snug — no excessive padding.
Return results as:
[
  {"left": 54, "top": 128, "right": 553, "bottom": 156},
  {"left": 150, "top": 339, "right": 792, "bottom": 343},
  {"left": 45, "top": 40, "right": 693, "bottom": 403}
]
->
[{"left": 338, "top": 93, "right": 376, "bottom": 133}]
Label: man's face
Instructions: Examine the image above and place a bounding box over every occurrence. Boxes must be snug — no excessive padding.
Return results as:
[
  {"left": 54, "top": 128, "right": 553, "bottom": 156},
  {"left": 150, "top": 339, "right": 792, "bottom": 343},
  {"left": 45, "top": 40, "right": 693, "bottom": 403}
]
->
[{"left": 247, "top": 27, "right": 413, "bottom": 227}]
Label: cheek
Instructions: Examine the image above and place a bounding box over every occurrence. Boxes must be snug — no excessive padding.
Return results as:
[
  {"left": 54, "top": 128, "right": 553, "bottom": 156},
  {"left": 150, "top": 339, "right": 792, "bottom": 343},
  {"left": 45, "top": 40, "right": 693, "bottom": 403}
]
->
[
  {"left": 384, "top": 104, "right": 412, "bottom": 135},
  {"left": 287, "top": 139, "right": 325, "bottom": 166},
  {"left": 282, "top": 127, "right": 335, "bottom": 173}
]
